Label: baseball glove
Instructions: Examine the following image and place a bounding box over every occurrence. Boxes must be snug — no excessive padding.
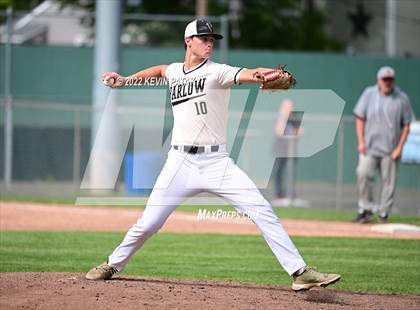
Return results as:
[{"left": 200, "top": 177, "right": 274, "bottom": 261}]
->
[{"left": 254, "top": 66, "right": 296, "bottom": 90}]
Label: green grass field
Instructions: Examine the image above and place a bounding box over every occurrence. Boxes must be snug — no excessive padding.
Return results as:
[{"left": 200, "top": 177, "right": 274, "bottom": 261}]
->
[
  {"left": 2, "top": 195, "right": 419, "bottom": 225},
  {"left": 1, "top": 231, "right": 419, "bottom": 295}
]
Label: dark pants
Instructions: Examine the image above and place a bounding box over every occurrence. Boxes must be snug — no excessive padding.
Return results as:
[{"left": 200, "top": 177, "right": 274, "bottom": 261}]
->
[{"left": 273, "top": 157, "right": 288, "bottom": 198}]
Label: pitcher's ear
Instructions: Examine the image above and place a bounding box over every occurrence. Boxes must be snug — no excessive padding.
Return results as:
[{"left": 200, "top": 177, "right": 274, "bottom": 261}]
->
[{"left": 185, "top": 37, "right": 193, "bottom": 47}]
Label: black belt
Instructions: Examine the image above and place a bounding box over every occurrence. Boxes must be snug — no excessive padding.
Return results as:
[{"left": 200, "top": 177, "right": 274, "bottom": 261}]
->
[{"left": 173, "top": 145, "right": 219, "bottom": 154}]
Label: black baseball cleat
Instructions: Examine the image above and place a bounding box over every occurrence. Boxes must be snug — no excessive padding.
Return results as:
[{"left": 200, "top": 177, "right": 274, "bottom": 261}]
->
[{"left": 352, "top": 210, "right": 373, "bottom": 224}]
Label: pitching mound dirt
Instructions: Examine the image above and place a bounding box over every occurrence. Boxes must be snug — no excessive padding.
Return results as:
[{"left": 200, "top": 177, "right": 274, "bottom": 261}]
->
[{"left": 1, "top": 273, "right": 419, "bottom": 310}]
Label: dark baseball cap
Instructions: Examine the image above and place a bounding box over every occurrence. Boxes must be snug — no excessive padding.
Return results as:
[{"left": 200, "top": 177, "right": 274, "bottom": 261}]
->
[{"left": 184, "top": 19, "right": 223, "bottom": 40}]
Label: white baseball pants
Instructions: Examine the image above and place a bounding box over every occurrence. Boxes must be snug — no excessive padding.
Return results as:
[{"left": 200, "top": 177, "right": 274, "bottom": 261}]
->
[{"left": 108, "top": 145, "right": 306, "bottom": 275}]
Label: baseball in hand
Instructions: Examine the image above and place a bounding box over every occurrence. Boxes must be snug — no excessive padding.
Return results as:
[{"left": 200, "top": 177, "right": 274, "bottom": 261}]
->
[{"left": 103, "top": 76, "right": 115, "bottom": 87}]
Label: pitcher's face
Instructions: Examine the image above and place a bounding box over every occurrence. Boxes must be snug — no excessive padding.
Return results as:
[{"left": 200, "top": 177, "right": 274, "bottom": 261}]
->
[{"left": 186, "top": 35, "right": 215, "bottom": 59}]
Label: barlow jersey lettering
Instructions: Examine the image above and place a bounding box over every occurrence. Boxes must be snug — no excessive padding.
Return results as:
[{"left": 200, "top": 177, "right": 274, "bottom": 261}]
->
[
  {"left": 166, "top": 59, "right": 245, "bottom": 146},
  {"left": 170, "top": 77, "right": 207, "bottom": 106}
]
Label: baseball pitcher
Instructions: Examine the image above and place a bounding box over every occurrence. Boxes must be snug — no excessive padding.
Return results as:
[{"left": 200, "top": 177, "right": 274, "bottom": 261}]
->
[{"left": 86, "top": 19, "right": 340, "bottom": 291}]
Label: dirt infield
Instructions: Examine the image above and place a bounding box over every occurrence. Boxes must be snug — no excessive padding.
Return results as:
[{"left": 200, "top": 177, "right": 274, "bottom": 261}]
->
[
  {"left": 1, "top": 273, "right": 419, "bottom": 310},
  {"left": 1, "top": 201, "right": 419, "bottom": 239}
]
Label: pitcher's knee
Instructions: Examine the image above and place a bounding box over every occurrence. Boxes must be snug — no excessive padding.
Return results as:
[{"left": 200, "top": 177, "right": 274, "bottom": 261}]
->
[
  {"left": 243, "top": 199, "right": 274, "bottom": 221},
  {"left": 132, "top": 218, "right": 164, "bottom": 236}
]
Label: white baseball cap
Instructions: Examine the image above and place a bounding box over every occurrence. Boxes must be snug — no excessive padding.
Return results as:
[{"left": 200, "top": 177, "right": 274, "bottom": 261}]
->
[
  {"left": 377, "top": 66, "right": 395, "bottom": 80},
  {"left": 184, "top": 19, "right": 223, "bottom": 40}
]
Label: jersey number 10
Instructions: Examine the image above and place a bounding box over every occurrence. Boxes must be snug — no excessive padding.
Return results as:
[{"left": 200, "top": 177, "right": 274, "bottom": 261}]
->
[{"left": 194, "top": 101, "right": 208, "bottom": 115}]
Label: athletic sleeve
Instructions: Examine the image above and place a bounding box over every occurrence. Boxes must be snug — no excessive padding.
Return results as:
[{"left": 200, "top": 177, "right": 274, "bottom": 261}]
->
[
  {"left": 216, "top": 64, "right": 246, "bottom": 88},
  {"left": 401, "top": 94, "right": 415, "bottom": 125},
  {"left": 353, "top": 87, "right": 370, "bottom": 119},
  {"left": 164, "top": 63, "right": 175, "bottom": 81}
]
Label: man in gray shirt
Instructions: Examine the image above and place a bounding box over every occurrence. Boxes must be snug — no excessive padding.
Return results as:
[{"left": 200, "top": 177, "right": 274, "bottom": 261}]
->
[{"left": 352, "top": 66, "right": 414, "bottom": 223}]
